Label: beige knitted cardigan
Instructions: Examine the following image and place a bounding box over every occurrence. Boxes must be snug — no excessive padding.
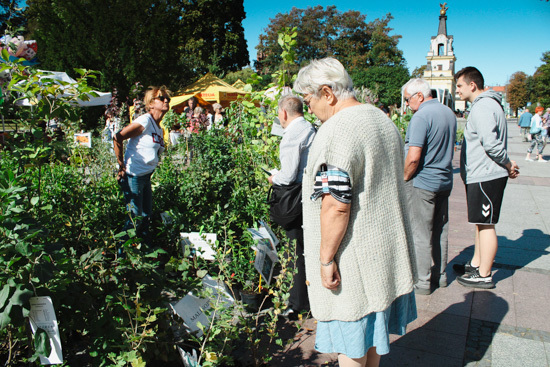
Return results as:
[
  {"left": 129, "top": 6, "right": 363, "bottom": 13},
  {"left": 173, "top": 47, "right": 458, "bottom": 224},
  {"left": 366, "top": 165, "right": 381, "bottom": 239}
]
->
[{"left": 302, "top": 103, "right": 417, "bottom": 322}]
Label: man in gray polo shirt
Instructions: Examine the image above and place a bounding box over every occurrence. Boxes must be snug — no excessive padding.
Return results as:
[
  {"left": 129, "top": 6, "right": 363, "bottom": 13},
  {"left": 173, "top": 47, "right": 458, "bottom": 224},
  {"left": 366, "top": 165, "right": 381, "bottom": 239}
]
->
[{"left": 402, "top": 78, "right": 457, "bottom": 295}]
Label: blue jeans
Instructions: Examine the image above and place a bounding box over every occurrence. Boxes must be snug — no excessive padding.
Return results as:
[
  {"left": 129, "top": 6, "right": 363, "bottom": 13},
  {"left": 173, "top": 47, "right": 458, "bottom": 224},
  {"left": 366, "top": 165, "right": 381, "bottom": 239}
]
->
[{"left": 120, "top": 172, "right": 153, "bottom": 241}]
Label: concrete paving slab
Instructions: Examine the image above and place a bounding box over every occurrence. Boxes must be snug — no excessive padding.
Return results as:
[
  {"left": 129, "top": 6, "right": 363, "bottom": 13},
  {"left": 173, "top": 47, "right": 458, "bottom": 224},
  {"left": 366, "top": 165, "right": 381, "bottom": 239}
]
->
[
  {"left": 415, "top": 284, "right": 473, "bottom": 317},
  {"left": 497, "top": 233, "right": 550, "bottom": 252},
  {"left": 405, "top": 310, "right": 469, "bottom": 336},
  {"left": 514, "top": 296, "right": 550, "bottom": 333},
  {"left": 491, "top": 333, "right": 549, "bottom": 367},
  {"left": 380, "top": 345, "right": 463, "bottom": 367},
  {"left": 391, "top": 327, "right": 466, "bottom": 359},
  {"left": 513, "top": 271, "right": 550, "bottom": 297},
  {"left": 494, "top": 246, "right": 550, "bottom": 272},
  {"left": 470, "top": 290, "right": 515, "bottom": 327}
]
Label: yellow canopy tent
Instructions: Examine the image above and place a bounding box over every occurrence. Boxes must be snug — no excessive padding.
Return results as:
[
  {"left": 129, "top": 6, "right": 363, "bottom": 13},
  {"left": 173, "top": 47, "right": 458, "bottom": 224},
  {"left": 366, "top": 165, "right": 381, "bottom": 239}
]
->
[
  {"left": 178, "top": 73, "right": 248, "bottom": 108},
  {"left": 231, "top": 79, "right": 246, "bottom": 91}
]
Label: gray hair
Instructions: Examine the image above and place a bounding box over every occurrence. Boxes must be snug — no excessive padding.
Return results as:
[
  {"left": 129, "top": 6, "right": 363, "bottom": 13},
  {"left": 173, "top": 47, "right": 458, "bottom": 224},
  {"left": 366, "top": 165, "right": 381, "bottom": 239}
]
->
[
  {"left": 212, "top": 103, "right": 223, "bottom": 111},
  {"left": 293, "top": 57, "right": 355, "bottom": 100},
  {"left": 401, "top": 78, "right": 432, "bottom": 99},
  {"left": 278, "top": 94, "right": 303, "bottom": 116}
]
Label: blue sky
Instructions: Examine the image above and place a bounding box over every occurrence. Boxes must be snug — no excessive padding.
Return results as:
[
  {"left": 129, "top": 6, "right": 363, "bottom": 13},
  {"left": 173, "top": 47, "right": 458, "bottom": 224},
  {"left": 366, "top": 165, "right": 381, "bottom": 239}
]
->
[{"left": 242, "top": 0, "right": 550, "bottom": 86}]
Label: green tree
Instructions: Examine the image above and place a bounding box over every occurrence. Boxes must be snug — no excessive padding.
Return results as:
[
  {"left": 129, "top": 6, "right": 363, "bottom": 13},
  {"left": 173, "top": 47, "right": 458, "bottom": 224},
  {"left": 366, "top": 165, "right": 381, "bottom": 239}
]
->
[
  {"left": 0, "top": 0, "right": 25, "bottom": 33},
  {"left": 224, "top": 67, "right": 255, "bottom": 85},
  {"left": 179, "top": 0, "right": 249, "bottom": 77},
  {"left": 534, "top": 51, "right": 550, "bottom": 107},
  {"left": 526, "top": 75, "right": 537, "bottom": 105},
  {"left": 25, "top": 0, "right": 249, "bottom": 101},
  {"left": 351, "top": 65, "right": 410, "bottom": 107},
  {"left": 411, "top": 65, "right": 427, "bottom": 79},
  {"left": 254, "top": 6, "right": 405, "bottom": 75},
  {"left": 506, "top": 71, "right": 529, "bottom": 116}
]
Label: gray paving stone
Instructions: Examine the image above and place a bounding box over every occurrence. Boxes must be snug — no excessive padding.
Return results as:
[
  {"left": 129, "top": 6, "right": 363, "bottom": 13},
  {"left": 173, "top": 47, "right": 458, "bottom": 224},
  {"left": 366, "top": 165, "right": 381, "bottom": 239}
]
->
[
  {"left": 406, "top": 310, "right": 469, "bottom": 336},
  {"left": 493, "top": 246, "right": 550, "bottom": 272},
  {"left": 491, "top": 333, "right": 548, "bottom": 367},
  {"left": 498, "top": 232, "right": 550, "bottom": 252},
  {"left": 470, "top": 288, "right": 515, "bottom": 327},
  {"left": 380, "top": 345, "right": 463, "bottom": 366}
]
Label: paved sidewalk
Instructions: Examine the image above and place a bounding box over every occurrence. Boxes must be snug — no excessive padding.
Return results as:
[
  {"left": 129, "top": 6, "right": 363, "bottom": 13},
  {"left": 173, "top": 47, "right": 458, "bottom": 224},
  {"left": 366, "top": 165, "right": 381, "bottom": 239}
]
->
[{"left": 272, "top": 119, "right": 550, "bottom": 366}]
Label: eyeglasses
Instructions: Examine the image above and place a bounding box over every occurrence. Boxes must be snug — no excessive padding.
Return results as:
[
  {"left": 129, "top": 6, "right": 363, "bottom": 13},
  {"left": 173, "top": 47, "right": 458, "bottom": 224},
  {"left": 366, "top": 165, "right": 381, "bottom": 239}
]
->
[
  {"left": 155, "top": 95, "right": 171, "bottom": 103},
  {"left": 404, "top": 92, "right": 419, "bottom": 104},
  {"left": 303, "top": 94, "right": 313, "bottom": 108},
  {"left": 303, "top": 85, "right": 332, "bottom": 108}
]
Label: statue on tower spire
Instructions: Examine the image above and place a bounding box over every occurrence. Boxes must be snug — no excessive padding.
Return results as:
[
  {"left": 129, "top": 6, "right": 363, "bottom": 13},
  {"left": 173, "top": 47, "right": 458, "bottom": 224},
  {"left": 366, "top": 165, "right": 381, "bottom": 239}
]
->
[{"left": 440, "top": 3, "right": 448, "bottom": 16}]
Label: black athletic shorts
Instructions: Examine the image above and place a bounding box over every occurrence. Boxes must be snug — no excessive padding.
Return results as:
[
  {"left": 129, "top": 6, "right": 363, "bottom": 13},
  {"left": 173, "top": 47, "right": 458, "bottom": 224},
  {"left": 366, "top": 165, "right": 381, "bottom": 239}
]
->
[{"left": 466, "top": 176, "right": 508, "bottom": 224}]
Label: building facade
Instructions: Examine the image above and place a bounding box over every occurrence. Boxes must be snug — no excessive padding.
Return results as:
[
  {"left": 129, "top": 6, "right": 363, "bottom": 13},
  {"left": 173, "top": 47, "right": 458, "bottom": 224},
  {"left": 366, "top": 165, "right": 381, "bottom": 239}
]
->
[{"left": 423, "top": 4, "right": 458, "bottom": 112}]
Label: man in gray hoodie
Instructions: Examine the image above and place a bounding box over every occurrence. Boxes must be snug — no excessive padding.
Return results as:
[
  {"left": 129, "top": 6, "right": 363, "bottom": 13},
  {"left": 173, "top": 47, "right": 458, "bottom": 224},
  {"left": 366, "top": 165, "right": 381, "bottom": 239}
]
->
[{"left": 453, "top": 67, "right": 519, "bottom": 289}]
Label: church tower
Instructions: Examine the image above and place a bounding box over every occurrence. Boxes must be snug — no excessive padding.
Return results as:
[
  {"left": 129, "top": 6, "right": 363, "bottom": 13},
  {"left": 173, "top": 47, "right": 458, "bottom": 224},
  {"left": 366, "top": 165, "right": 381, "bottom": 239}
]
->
[{"left": 423, "top": 3, "right": 456, "bottom": 110}]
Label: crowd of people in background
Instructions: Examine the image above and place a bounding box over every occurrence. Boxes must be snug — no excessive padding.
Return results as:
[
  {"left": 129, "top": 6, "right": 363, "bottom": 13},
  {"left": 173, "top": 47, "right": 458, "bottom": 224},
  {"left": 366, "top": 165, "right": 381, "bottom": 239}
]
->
[{"left": 518, "top": 105, "right": 549, "bottom": 162}]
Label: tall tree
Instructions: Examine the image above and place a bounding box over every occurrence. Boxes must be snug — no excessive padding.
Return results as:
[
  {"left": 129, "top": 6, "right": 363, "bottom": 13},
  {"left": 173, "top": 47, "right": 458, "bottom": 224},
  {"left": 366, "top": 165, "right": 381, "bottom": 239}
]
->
[
  {"left": 534, "top": 51, "right": 550, "bottom": 107},
  {"left": 25, "top": 0, "right": 249, "bottom": 99},
  {"left": 254, "top": 6, "right": 405, "bottom": 75},
  {"left": 351, "top": 65, "right": 409, "bottom": 107},
  {"left": 506, "top": 71, "right": 529, "bottom": 115},
  {"left": 179, "top": 0, "right": 249, "bottom": 76}
]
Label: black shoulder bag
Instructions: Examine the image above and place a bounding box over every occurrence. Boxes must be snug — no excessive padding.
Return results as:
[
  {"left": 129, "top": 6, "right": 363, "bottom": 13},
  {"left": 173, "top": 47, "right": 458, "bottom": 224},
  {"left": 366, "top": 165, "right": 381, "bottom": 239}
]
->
[{"left": 267, "top": 182, "right": 302, "bottom": 230}]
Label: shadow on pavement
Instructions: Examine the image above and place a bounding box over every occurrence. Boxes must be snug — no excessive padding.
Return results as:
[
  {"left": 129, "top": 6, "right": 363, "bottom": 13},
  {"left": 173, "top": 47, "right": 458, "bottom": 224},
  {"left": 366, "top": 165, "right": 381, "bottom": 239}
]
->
[
  {"left": 381, "top": 293, "right": 508, "bottom": 366},
  {"left": 448, "top": 228, "right": 549, "bottom": 284}
]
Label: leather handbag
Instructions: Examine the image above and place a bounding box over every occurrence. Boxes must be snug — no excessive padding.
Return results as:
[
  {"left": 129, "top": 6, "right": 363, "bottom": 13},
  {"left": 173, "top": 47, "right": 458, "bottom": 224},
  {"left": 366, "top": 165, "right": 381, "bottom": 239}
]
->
[{"left": 267, "top": 182, "right": 302, "bottom": 230}]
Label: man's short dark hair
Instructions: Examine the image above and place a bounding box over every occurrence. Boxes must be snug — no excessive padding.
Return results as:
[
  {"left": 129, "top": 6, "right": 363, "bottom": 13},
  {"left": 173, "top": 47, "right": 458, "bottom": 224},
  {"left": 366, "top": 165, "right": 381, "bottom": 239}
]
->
[{"left": 455, "top": 67, "right": 484, "bottom": 90}]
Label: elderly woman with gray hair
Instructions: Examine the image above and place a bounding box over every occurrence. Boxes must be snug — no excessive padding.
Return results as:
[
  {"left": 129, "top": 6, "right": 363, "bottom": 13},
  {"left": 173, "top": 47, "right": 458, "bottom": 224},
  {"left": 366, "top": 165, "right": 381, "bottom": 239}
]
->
[
  {"left": 294, "top": 58, "right": 417, "bottom": 367},
  {"left": 212, "top": 103, "right": 225, "bottom": 127}
]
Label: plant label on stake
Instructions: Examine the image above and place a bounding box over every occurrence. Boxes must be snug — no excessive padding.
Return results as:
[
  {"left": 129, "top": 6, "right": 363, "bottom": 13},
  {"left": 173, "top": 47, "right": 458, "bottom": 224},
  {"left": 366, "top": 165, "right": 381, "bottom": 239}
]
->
[
  {"left": 73, "top": 132, "right": 92, "bottom": 148},
  {"left": 254, "top": 240, "right": 279, "bottom": 286},
  {"left": 247, "top": 221, "right": 279, "bottom": 251},
  {"left": 181, "top": 232, "right": 217, "bottom": 260},
  {"left": 170, "top": 275, "right": 234, "bottom": 336},
  {"left": 29, "top": 296, "right": 63, "bottom": 365}
]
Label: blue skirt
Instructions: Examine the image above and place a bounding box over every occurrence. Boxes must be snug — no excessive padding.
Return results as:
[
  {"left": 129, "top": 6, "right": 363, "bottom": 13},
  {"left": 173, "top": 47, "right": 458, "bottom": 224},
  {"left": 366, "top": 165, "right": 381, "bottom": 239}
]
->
[{"left": 315, "top": 292, "right": 417, "bottom": 358}]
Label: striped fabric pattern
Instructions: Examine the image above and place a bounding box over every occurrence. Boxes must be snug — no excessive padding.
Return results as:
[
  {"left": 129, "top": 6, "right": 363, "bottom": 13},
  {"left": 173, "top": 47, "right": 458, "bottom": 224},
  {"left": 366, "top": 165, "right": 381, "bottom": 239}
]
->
[{"left": 310, "top": 164, "right": 352, "bottom": 203}]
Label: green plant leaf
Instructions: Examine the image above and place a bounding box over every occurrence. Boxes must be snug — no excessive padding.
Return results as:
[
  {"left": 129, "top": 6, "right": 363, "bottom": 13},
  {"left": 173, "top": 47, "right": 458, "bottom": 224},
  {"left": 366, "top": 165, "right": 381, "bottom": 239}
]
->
[
  {"left": 34, "top": 262, "right": 56, "bottom": 283},
  {"left": 34, "top": 328, "right": 52, "bottom": 357},
  {"left": 0, "top": 304, "right": 12, "bottom": 329},
  {"left": 0, "top": 284, "right": 11, "bottom": 309},
  {"left": 1, "top": 48, "right": 9, "bottom": 61},
  {"left": 15, "top": 242, "right": 32, "bottom": 256},
  {"left": 10, "top": 285, "right": 33, "bottom": 306},
  {"left": 30, "top": 196, "right": 39, "bottom": 206}
]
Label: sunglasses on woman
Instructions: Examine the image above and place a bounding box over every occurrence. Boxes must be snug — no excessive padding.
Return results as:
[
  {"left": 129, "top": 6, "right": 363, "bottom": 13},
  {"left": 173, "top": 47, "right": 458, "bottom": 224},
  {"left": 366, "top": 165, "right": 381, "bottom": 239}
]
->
[{"left": 155, "top": 95, "right": 171, "bottom": 103}]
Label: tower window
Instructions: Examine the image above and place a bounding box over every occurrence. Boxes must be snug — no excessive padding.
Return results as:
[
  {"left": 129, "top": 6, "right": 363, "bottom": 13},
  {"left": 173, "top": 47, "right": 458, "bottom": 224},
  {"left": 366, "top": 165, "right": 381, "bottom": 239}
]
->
[{"left": 438, "top": 43, "right": 444, "bottom": 56}]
